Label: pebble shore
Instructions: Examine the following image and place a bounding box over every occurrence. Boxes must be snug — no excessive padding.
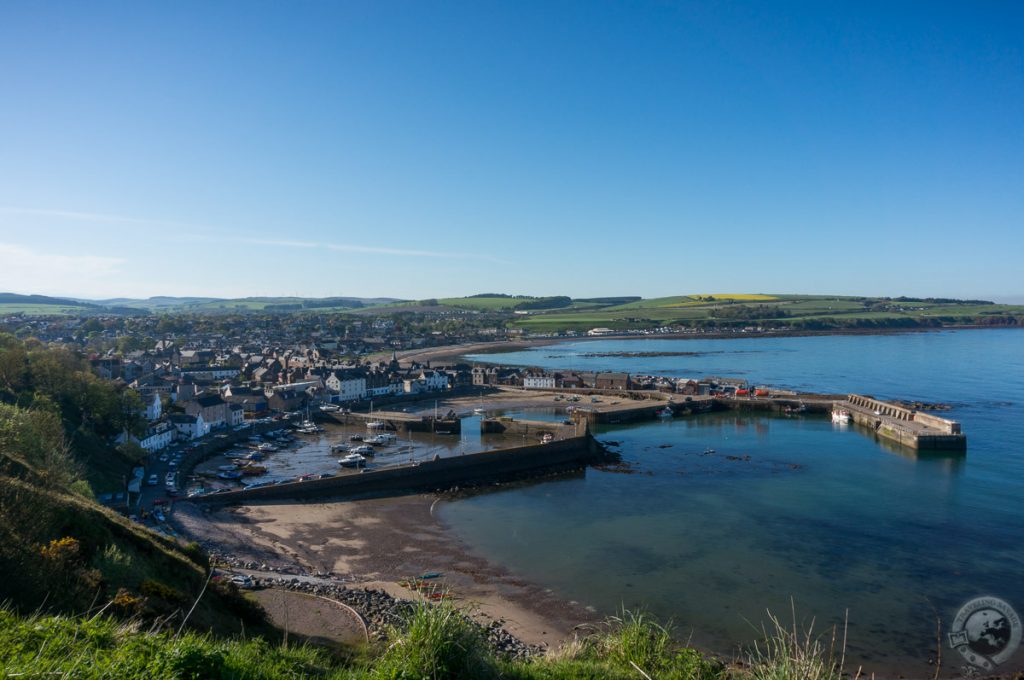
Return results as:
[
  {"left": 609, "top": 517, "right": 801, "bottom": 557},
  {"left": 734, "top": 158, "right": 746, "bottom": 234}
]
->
[{"left": 213, "top": 553, "right": 543, "bottom": 659}]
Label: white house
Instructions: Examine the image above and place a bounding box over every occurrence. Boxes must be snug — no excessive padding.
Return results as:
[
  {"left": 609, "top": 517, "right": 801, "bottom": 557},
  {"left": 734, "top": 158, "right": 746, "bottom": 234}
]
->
[
  {"left": 366, "top": 381, "right": 402, "bottom": 398},
  {"left": 145, "top": 393, "right": 162, "bottom": 422},
  {"left": 229, "top": 403, "right": 245, "bottom": 427},
  {"left": 169, "top": 413, "right": 209, "bottom": 440},
  {"left": 418, "top": 370, "right": 449, "bottom": 392},
  {"left": 326, "top": 371, "right": 367, "bottom": 402},
  {"left": 403, "top": 378, "right": 425, "bottom": 395},
  {"left": 115, "top": 420, "right": 174, "bottom": 452},
  {"left": 523, "top": 373, "right": 556, "bottom": 389},
  {"left": 138, "top": 420, "right": 174, "bottom": 451}
]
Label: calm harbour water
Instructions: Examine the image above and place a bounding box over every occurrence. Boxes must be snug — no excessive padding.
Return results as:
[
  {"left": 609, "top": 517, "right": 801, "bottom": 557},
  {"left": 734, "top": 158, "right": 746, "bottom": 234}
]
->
[{"left": 439, "top": 330, "right": 1024, "bottom": 676}]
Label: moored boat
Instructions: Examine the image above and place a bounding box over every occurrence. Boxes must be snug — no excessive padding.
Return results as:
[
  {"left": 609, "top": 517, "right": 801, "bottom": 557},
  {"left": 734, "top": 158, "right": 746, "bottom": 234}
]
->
[
  {"left": 338, "top": 452, "right": 367, "bottom": 467},
  {"left": 831, "top": 408, "right": 851, "bottom": 424}
]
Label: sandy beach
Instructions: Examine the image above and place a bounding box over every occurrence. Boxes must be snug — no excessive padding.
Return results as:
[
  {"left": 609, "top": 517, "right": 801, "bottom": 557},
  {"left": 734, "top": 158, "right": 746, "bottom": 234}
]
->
[{"left": 175, "top": 492, "right": 598, "bottom": 649}]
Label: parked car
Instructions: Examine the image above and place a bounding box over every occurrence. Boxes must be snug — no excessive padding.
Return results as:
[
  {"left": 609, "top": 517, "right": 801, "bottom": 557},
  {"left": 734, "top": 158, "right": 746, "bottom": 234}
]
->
[
  {"left": 230, "top": 575, "right": 254, "bottom": 589},
  {"left": 147, "top": 474, "right": 158, "bottom": 486}
]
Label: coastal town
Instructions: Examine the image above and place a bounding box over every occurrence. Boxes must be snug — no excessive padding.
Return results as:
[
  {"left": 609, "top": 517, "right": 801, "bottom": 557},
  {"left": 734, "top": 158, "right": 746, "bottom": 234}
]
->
[
  {"left": 0, "top": 304, "right": 967, "bottom": 512},
  {"left": 5, "top": 1, "right": 1023, "bottom": 676}
]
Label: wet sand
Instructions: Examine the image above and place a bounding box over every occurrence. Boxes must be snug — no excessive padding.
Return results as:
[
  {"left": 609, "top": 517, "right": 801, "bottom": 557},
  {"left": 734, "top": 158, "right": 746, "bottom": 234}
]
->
[{"left": 175, "top": 493, "right": 598, "bottom": 648}]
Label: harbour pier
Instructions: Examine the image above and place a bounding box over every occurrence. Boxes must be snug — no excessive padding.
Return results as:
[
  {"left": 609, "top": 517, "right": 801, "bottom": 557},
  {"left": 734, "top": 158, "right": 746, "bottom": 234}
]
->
[
  {"left": 835, "top": 394, "right": 966, "bottom": 451},
  {"left": 191, "top": 428, "right": 608, "bottom": 505},
  {"left": 319, "top": 409, "right": 462, "bottom": 434}
]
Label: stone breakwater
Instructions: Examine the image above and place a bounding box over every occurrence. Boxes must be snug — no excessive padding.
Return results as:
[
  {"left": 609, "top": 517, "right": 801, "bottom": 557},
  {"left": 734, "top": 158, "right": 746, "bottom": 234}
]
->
[{"left": 213, "top": 554, "right": 541, "bottom": 659}]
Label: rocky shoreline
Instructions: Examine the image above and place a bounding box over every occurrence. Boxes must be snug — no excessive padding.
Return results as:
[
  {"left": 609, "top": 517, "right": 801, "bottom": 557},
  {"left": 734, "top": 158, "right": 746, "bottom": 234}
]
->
[{"left": 212, "top": 553, "right": 541, "bottom": 659}]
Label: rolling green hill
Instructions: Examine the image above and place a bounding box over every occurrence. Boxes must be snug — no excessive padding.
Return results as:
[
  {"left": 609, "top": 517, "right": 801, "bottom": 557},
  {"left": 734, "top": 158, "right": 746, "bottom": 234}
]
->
[
  {"left": 0, "top": 293, "right": 106, "bottom": 316},
  {"left": 0, "top": 294, "right": 403, "bottom": 315},
  {"left": 507, "top": 294, "right": 1024, "bottom": 333}
]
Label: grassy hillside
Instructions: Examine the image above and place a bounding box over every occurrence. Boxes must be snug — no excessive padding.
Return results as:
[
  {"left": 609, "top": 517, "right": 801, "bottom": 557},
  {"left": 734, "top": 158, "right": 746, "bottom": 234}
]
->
[
  {"left": 0, "top": 335, "right": 268, "bottom": 635},
  {"left": 0, "top": 292, "right": 103, "bottom": 316},
  {"left": 0, "top": 464, "right": 261, "bottom": 633},
  {"left": 0, "top": 596, "right": 867, "bottom": 680},
  {"left": 0, "top": 295, "right": 402, "bottom": 315},
  {"left": 509, "top": 295, "right": 1024, "bottom": 333}
]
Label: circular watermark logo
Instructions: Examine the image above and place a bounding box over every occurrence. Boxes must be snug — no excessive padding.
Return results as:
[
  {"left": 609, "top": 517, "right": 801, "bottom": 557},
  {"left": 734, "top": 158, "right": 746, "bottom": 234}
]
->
[{"left": 948, "top": 596, "right": 1021, "bottom": 671}]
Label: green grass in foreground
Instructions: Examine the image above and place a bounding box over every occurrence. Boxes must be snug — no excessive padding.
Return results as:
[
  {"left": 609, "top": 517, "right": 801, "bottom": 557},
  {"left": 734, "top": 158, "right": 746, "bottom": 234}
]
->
[{"left": 0, "top": 600, "right": 857, "bottom": 680}]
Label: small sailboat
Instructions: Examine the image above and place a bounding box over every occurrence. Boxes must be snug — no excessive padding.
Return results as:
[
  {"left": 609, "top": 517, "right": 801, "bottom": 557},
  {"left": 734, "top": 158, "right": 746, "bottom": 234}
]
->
[{"left": 366, "top": 400, "right": 385, "bottom": 430}]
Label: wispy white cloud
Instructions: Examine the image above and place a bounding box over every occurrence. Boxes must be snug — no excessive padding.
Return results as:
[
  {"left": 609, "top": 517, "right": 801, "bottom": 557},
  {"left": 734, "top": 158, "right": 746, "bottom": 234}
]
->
[
  {"left": 244, "top": 238, "right": 320, "bottom": 249},
  {"left": 324, "top": 243, "right": 480, "bottom": 258},
  {"left": 238, "top": 236, "right": 492, "bottom": 260},
  {"left": 0, "top": 206, "right": 509, "bottom": 263},
  {"left": 0, "top": 243, "right": 124, "bottom": 294},
  {"left": 0, "top": 206, "right": 196, "bottom": 230}
]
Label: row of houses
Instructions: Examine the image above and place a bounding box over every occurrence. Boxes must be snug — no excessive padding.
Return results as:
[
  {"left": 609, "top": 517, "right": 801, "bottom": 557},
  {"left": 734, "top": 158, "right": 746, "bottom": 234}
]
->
[
  {"left": 481, "top": 367, "right": 752, "bottom": 396},
  {"left": 475, "top": 367, "right": 633, "bottom": 391}
]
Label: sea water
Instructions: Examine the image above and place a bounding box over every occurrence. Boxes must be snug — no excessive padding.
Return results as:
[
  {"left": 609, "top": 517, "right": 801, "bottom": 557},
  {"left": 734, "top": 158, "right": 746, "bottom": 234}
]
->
[{"left": 439, "top": 330, "right": 1024, "bottom": 675}]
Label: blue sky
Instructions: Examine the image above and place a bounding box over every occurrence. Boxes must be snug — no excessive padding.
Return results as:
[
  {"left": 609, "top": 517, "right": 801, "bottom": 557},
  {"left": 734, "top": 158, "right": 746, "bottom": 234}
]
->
[{"left": 0, "top": 2, "right": 1021, "bottom": 301}]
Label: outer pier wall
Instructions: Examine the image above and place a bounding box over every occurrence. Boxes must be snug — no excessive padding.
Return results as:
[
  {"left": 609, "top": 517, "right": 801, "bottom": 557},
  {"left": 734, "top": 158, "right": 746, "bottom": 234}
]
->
[
  {"left": 838, "top": 394, "right": 966, "bottom": 450},
  {"left": 190, "top": 433, "right": 605, "bottom": 505}
]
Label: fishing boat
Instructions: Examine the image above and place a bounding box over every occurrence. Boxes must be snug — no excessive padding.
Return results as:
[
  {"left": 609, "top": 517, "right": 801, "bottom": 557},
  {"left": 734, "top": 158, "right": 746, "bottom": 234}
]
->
[
  {"left": 338, "top": 453, "right": 367, "bottom": 468},
  {"left": 656, "top": 406, "right": 673, "bottom": 418},
  {"left": 350, "top": 444, "right": 375, "bottom": 456},
  {"left": 330, "top": 442, "right": 349, "bottom": 453},
  {"left": 831, "top": 408, "right": 851, "bottom": 424}
]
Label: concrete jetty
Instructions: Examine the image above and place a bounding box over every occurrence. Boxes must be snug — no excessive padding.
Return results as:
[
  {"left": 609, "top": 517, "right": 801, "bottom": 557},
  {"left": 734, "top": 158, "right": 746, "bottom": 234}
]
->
[
  {"left": 835, "top": 394, "right": 966, "bottom": 451},
  {"left": 319, "top": 409, "right": 462, "bottom": 434}
]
